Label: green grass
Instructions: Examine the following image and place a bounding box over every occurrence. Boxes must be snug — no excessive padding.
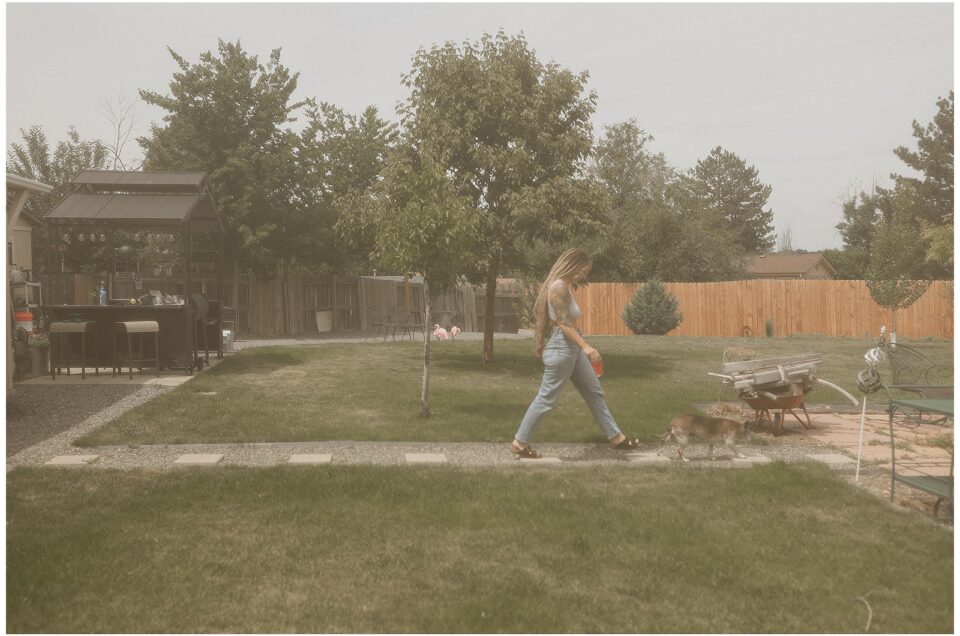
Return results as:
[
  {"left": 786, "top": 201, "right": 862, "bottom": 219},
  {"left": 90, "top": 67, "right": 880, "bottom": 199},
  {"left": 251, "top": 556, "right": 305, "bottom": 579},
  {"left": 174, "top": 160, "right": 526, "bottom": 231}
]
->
[
  {"left": 6, "top": 463, "right": 953, "bottom": 633},
  {"left": 75, "top": 336, "right": 953, "bottom": 447}
]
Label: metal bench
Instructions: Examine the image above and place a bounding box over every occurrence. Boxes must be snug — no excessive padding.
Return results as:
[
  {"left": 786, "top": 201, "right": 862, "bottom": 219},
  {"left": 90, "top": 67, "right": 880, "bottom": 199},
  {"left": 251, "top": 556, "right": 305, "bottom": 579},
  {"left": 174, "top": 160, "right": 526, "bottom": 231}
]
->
[{"left": 887, "top": 398, "right": 953, "bottom": 519}]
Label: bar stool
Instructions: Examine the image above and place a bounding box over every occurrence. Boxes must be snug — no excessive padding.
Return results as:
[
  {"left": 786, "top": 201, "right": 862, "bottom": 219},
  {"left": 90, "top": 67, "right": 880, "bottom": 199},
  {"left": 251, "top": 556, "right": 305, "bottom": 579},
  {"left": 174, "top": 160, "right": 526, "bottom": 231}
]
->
[
  {"left": 49, "top": 321, "right": 99, "bottom": 380},
  {"left": 113, "top": 321, "right": 161, "bottom": 380}
]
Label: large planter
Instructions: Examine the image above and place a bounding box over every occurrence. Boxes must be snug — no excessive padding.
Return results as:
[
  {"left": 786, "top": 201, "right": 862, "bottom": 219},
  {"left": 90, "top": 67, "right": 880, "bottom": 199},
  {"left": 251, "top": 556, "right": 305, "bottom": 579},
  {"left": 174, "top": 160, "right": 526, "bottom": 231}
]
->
[
  {"left": 31, "top": 348, "right": 49, "bottom": 376},
  {"left": 315, "top": 310, "right": 333, "bottom": 333}
]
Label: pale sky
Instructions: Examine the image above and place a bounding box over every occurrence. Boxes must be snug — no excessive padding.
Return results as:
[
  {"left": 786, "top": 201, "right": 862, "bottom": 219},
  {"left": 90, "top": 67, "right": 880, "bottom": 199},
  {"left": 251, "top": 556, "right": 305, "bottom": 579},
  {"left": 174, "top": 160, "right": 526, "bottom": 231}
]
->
[{"left": 5, "top": 2, "right": 954, "bottom": 250}]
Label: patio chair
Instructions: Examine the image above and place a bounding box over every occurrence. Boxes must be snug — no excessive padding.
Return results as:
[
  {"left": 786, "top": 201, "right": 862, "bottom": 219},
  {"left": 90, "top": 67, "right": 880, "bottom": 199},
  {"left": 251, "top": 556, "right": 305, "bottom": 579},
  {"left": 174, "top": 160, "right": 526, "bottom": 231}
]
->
[
  {"left": 365, "top": 308, "right": 394, "bottom": 342},
  {"left": 884, "top": 342, "right": 953, "bottom": 399},
  {"left": 190, "top": 293, "right": 220, "bottom": 367}
]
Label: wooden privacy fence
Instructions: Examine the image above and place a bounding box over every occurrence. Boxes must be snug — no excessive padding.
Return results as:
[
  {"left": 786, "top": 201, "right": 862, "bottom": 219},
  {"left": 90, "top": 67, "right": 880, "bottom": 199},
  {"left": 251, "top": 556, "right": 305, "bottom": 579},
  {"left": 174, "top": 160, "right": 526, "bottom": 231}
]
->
[
  {"left": 577, "top": 280, "right": 953, "bottom": 339},
  {"left": 35, "top": 274, "right": 953, "bottom": 339}
]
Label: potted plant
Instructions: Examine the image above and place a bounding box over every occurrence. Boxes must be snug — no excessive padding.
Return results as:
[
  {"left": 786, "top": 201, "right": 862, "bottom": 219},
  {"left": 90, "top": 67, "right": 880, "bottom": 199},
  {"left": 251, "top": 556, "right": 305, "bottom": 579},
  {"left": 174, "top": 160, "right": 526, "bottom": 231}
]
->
[{"left": 28, "top": 333, "right": 50, "bottom": 376}]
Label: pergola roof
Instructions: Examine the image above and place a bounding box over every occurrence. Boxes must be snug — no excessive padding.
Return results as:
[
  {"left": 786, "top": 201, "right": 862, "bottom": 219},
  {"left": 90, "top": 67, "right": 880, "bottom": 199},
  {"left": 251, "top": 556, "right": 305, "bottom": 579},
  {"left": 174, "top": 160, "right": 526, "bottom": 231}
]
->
[
  {"left": 45, "top": 170, "right": 220, "bottom": 227},
  {"left": 71, "top": 170, "right": 207, "bottom": 193}
]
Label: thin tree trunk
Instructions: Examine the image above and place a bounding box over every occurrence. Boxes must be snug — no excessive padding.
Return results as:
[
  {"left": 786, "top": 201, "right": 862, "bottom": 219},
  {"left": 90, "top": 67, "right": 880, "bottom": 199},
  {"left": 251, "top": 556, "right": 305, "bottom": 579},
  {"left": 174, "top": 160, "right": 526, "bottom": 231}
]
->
[
  {"left": 419, "top": 279, "right": 431, "bottom": 418},
  {"left": 482, "top": 253, "right": 499, "bottom": 363},
  {"left": 232, "top": 257, "right": 240, "bottom": 338}
]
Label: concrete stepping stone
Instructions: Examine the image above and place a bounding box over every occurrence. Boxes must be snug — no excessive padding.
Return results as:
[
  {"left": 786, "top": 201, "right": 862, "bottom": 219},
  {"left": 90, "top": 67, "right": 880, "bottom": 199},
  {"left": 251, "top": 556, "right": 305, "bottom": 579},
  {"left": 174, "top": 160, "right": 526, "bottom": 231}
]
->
[
  {"left": 518, "top": 456, "right": 562, "bottom": 464},
  {"left": 173, "top": 453, "right": 223, "bottom": 465},
  {"left": 806, "top": 453, "right": 856, "bottom": 467},
  {"left": 625, "top": 452, "right": 671, "bottom": 465},
  {"left": 289, "top": 454, "right": 333, "bottom": 465},
  {"left": 45, "top": 455, "right": 99, "bottom": 466},
  {"left": 405, "top": 453, "right": 447, "bottom": 464},
  {"left": 732, "top": 454, "right": 772, "bottom": 466}
]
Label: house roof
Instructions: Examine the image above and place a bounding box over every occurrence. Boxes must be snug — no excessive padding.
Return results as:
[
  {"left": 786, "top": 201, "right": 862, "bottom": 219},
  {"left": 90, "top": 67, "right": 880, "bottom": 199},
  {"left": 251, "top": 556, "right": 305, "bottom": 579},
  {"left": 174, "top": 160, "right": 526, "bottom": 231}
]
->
[
  {"left": 745, "top": 252, "right": 837, "bottom": 277},
  {"left": 45, "top": 171, "right": 220, "bottom": 228},
  {"left": 6, "top": 173, "right": 53, "bottom": 194}
]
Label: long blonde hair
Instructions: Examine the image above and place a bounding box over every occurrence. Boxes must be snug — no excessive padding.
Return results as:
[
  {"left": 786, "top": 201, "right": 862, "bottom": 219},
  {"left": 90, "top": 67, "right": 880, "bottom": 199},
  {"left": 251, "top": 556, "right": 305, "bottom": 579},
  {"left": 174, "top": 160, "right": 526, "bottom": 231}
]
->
[{"left": 533, "top": 248, "right": 592, "bottom": 350}]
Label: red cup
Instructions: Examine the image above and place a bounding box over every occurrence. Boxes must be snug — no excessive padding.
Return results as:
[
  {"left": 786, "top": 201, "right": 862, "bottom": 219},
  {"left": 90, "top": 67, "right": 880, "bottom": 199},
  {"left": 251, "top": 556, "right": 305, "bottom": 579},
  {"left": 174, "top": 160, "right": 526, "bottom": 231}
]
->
[{"left": 591, "top": 357, "right": 604, "bottom": 378}]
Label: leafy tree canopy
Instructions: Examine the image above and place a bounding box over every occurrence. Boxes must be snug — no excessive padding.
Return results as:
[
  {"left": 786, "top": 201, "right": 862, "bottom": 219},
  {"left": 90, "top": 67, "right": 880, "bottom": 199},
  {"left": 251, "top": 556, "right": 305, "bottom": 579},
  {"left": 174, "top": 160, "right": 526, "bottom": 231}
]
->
[
  {"left": 138, "top": 40, "right": 305, "bottom": 274},
  {"left": 399, "top": 30, "right": 606, "bottom": 360},
  {"left": 865, "top": 185, "right": 932, "bottom": 326},
  {"left": 7, "top": 125, "right": 110, "bottom": 274}
]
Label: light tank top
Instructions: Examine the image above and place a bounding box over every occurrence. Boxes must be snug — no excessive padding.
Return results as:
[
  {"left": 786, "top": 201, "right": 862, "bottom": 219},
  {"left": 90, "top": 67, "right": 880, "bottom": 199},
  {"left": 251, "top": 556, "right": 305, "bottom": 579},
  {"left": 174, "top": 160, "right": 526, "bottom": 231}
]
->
[{"left": 547, "top": 281, "right": 581, "bottom": 325}]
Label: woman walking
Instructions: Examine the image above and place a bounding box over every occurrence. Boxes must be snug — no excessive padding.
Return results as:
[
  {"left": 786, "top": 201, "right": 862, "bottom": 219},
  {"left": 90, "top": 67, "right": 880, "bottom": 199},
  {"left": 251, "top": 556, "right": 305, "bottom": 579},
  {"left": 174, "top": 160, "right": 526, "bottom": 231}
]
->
[{"left": 512, "top": 248, "right": 640, "bottom": 458}]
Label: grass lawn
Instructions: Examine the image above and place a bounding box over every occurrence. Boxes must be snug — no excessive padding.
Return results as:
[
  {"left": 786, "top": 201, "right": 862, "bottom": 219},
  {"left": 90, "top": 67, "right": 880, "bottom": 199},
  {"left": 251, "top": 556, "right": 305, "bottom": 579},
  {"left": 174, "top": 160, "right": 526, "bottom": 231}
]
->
[
  {"left": 6, "top": 462, "right": 952, "bottom": 633},
  {"left": 75, "top": 336, "right": 953, "bottom": 447}
]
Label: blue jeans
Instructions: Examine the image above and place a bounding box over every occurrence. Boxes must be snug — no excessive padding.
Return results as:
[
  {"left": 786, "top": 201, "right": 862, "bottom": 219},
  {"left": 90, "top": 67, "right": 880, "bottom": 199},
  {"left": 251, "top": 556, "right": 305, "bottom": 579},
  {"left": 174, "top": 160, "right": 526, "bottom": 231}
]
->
[{"left": 515, "top": 329, "right": 622, "bottom": 443}]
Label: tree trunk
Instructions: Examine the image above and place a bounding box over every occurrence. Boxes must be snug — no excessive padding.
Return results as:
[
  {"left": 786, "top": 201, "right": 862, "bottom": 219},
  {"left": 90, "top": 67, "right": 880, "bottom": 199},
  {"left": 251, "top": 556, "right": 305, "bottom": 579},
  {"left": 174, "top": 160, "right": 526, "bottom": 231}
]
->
[
  {"left": 232, "top": 258, "right": 240, "bottom": 338},
  {"left": 482, "top": 253, "right": 499, "bottom": 363},
  {"left": 419, "top": 280, "right": 432, "bottom": 418}
]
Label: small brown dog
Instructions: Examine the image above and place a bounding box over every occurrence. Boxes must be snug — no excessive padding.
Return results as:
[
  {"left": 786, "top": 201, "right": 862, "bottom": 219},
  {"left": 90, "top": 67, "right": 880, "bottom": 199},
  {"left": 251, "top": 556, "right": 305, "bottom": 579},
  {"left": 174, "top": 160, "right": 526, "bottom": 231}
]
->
[{"left": 657, "top": 413, "right": 745, "bottom": 461}]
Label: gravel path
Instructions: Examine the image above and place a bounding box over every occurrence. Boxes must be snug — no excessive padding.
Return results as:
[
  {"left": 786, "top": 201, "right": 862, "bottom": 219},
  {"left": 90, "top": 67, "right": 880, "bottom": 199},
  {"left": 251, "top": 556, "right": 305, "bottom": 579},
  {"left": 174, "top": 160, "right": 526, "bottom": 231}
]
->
[{"left": 6, "top": 384, "right": 146, "bottom": 457}]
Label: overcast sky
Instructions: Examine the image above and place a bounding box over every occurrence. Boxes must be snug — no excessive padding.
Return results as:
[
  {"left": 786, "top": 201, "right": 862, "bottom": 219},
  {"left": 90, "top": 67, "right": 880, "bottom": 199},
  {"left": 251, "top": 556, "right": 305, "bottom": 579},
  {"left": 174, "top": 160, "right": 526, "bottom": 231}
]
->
[{"left": 5, "top": 2, "right": 954, "bottom": 250}]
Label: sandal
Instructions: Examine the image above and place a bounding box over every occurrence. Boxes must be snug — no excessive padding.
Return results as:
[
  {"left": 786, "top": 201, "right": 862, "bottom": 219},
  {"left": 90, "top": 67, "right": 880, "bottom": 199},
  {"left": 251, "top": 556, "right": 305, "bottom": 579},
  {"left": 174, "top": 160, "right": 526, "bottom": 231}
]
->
[
  {"left": 511, "top": 444, "right": 543, "bottom": 459},
  {"left": 611, "top": 436, "right": 641, "bottom": 451}
]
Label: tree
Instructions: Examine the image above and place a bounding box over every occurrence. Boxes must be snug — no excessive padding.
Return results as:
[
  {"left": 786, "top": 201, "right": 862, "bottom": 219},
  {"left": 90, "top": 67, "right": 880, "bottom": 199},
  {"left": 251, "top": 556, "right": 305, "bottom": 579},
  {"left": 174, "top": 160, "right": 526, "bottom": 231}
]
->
[
  {"left": 299, "top": 101, "right": 397, "bottom": 275},
  {"left": 138, "top": 40, "right": 306, "bottom": 275},
  {"left": 7, "top": 125, "right": 110, "bottom": 273},
  {"left": 621, "top": 279, "right": 682, "bottom": 335},
  {"left": 98, "top": 93, "right": 144, "bottom": 170},
  {"left": 776, "top": 226, "right": 793, "bottom": 253},
  {"left": 339, "top": 146, "right": 477, "bottom": 416},
  {"left": 830, "top": 188, "right": 885, "bottom": 279},
  {"left": 585, "top": 120, "right": 674, "bottom": 281},
  {"left": 679, "top": 146, "right": 775, "bottom": 254},
  {"left": 891, "top": 92, "right": 953, "bottom": 227},
  {"left": 399, "top": 31, "right": 606, "bottom": 362},
  {"left": 890, "top": 92, "right": 954, "bottom": 276},
  {"left": 865, "top": 186, "right": 931, "bottom": 337}
]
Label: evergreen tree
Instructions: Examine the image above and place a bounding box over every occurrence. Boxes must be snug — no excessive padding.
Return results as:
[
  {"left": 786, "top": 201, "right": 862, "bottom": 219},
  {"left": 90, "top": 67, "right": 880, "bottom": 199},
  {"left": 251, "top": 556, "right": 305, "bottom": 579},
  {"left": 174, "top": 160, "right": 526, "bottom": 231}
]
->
[
  {"left": 679, "top": 146, "right": 775, "bottom": 254},
  {"left": 621, "top": 279, "right": 682, "bottom": 335}
]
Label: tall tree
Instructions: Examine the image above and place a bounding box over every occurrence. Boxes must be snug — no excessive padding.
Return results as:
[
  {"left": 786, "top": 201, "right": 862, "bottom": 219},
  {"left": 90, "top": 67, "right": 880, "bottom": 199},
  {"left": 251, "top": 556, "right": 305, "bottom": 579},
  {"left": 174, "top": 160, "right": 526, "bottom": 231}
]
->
[
  {"left": 585, "top": 120, "right": 673, "bottom": 281},
  {"left": 890, "top": 92, "right": 954, "bottom": 276},
  {"left": 339, "top": 146, "right": 477, "bottom": 416},
  {"left": 299, "top": 101, "right": 397, "bottom": 274},
  {"left": 679, "top": 146, "right": 775, "bottom": 254},
  {"left": 138, "top": 40, "right": 305, "bottom": 275},
  {"left": 891, "top": 92, "right": 953, "bottom": 227},
  {"left": 7, "top": 125, "right": 110, "bottom": 273},
  {"left": 399, "top": 31, "right": 606, "bottom": 362},
  {"left": 828, "top": 188, "right": 886, "bottom": 279}
]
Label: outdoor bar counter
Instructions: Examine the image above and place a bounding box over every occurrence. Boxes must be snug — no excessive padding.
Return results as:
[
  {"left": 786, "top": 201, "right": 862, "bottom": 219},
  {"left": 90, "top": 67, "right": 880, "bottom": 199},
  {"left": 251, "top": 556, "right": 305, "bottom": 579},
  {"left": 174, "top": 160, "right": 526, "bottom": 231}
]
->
[{"left": 44, "top": 304, "right": 199, "bottom": 374}]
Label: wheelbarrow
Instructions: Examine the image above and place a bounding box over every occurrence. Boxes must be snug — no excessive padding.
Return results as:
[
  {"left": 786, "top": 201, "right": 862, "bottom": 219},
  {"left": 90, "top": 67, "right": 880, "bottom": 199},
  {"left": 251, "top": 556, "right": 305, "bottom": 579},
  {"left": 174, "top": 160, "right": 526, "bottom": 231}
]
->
[{"left": 709, "top": 353, "right": 859, "bottom": 436}]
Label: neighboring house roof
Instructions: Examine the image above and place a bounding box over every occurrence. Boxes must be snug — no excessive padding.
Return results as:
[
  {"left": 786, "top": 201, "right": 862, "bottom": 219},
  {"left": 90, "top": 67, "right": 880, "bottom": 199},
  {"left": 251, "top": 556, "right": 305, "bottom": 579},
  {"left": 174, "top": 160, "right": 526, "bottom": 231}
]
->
[{"left": 745, "top": 252, "right": 837, "bottom": 278}]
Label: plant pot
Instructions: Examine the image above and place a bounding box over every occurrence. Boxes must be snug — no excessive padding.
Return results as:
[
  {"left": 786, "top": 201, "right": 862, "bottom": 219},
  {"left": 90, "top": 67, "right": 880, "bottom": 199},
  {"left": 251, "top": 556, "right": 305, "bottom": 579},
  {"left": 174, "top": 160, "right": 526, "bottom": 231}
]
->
[{"left": 31, "top": 348, "right": 49, "bottom": 376}]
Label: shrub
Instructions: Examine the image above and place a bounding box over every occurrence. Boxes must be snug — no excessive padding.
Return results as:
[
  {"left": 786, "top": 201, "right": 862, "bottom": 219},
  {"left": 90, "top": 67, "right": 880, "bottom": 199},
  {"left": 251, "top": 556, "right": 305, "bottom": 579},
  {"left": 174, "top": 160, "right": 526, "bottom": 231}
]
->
[
  {"left": 764, "top": 319, "right": 774, "bottom": 337},
  {"left": 621, "top": 279, "right": 682, "bottom": 335}
]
